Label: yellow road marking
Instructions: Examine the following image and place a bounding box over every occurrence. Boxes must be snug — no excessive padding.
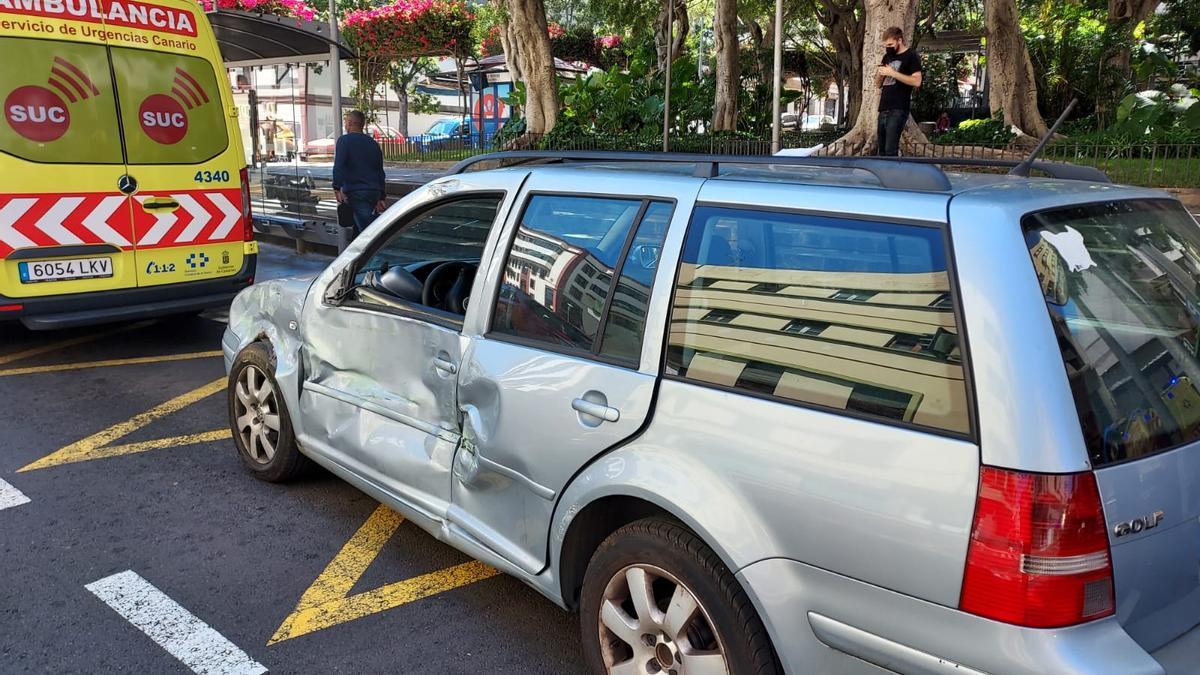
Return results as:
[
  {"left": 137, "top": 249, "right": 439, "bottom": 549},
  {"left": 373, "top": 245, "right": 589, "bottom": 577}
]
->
[
  {"left": 19, "top": 378, "right": 227, "bottom": 472},
  {"left": 269, "top": 504, "right": 500, "bottom": 644},
  {"left": 0, "top": 350, "right": 221, "bottom": 377},
  {"left": 74, "top": 429, "right": 232, "bottom": 463},
  {"left": 0, "top": 320, "right": 154, "bottom": 366}
]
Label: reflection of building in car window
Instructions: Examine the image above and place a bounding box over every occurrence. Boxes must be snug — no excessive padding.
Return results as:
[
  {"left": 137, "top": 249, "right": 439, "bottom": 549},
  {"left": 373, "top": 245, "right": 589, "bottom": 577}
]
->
[
  {"left": 493, "top": 197, "right": 672, "bottom": 363},
  {"left": 1024, "top": 199, "right": 1200, "bottom": 465},
  {"left": 1028, "top": 233, "right": 1070, "bottom": 305},
  {"left": 666, "top": 206, "right": 970, "bottom": 434}
]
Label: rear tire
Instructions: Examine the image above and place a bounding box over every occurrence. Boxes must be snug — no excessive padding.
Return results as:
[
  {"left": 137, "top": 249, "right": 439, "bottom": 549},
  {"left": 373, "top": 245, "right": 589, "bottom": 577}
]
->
[
  {"left": 579, "top": 517, "right": 781, "bottom": 675},
  {"left": 228, "top": 342, "right": 309, "bottom": 482}
]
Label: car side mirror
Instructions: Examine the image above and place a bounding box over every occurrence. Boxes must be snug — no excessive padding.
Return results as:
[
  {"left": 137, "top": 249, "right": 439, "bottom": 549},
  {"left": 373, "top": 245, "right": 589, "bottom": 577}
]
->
[{"left": 324, "top": 265, "right": 355, "bottom": 304}]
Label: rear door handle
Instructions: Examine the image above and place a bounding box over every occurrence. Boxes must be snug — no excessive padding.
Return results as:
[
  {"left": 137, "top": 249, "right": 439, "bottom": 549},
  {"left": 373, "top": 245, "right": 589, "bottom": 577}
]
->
[
  {"left": 433, "top": 356, "right": 458, "bottom": 375},
  {"left": 572, "top": 398, "right": 620, "bottom": 423},
  {"left": 141, "top": 198, "right": 179, "bottom": 211}
]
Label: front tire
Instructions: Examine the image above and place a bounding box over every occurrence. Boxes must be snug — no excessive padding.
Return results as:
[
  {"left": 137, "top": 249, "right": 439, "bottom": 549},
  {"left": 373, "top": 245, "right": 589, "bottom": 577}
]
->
[
  {"left": 580, "top": 518, "right": 781, "bottom": 675},
  {"left": 228, "top": 342, "right": 309, "bottom": 482}
]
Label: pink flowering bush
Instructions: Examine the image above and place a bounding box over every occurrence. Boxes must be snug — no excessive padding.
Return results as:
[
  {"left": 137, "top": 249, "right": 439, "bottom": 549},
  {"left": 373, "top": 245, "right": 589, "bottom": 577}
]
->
[
  {"left": 342, "top": 0, "right": 474, "bottom": 62},
  {"left": 198, "top": 0, "right": 316, "bottom": 21},
  {"left": 596, "top": 34, "right": 621, "bottom": 49}
]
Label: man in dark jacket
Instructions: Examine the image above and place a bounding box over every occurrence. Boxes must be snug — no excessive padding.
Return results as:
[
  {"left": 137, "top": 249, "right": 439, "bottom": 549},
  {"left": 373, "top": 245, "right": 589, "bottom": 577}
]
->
[
  {"left": 332, "top": 110, "right": 386, "bottom": 235},
  {"left": 874, "top": 26, "right": 923, "bottom": 157}
]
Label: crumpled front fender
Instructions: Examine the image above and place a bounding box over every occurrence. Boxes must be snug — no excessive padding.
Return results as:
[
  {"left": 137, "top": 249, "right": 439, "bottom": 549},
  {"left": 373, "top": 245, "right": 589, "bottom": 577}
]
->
[{"left": 224, "top": 276, "right": 317, "bottom": 435}]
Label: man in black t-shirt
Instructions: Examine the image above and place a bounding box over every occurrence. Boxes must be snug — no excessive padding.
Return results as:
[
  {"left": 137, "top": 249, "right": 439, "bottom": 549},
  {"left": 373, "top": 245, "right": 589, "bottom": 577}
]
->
[{"left": 874, "top": 26, "right": 922, "bottom": 156}]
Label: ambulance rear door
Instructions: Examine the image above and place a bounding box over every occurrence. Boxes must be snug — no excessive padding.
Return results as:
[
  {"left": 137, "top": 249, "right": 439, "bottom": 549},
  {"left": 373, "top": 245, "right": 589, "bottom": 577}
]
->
[
  {"left": 106, "top": 11, "right": 248, "bottom": 289},
  {"left": 0, "top": 32, "right": 138, "bottom": 299}
]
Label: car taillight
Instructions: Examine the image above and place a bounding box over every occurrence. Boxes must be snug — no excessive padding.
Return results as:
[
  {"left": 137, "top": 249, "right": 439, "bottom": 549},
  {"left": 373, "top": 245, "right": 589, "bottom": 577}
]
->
[
  {"left": 960, "top": 466, "right": 1114, "bottom": 628},
  {"left": 0, "top": 304, "right": 23, "bottom": 312},
  {"left": 239, "top": 166, "right": 253, "bottom": 241}
]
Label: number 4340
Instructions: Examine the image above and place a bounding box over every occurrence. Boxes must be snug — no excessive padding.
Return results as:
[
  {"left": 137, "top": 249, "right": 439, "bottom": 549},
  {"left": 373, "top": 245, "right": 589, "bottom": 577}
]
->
[{"left": 194, "top": 170, "right": 231, "bottom": 183}]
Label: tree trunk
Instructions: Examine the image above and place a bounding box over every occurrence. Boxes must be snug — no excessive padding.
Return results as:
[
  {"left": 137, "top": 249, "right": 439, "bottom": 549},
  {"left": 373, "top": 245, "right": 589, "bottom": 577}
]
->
[
  {"left": 830, "top": 0, "right": 928, "bottom": 154},
  {"left": 654, "top": 0, "right": 689, "bottom": 72},
  {"left": 396, "top": 87, "right": 409, "bottom": 137},
  {"left": 986, "top": 0, "right": 1049, "bottom": 144},
  {"left": 503, "top": 0, "right": 561, "bottom": 135},
  {"left": 711, "top": 0, "right": 738, "bottom": 131},
  {"left": 816, "top": 0, "right": 863, "bottom": 130},
  {"left": 1098, "top": 0, "right": 1159, "bottom": 124}
]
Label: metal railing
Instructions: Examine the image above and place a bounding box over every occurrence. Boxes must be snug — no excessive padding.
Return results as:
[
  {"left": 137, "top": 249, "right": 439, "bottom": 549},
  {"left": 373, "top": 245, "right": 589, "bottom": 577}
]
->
[{"left": 292, "top": 126, "right": 1200, "bottom": 190}]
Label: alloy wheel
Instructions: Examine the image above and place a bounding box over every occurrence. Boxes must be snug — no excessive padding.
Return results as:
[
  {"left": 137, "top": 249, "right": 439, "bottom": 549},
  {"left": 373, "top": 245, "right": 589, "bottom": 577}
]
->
[
  {"left": 597, "top": 564, "right": 729, "bottom": 675},
  {"left": 234, "top": 364, "right": 280, "bottom": 464}
]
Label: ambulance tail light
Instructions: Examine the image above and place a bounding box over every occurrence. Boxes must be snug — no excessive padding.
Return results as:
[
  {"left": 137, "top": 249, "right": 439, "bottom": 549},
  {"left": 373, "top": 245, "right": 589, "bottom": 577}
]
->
[
  {"left": 239, "top": 167, "right": 253, "bottom": 241},
  {"left": 960, "top": 466, "right": 1114, "bottom": 628},
  {"left": 0, "top": 304, "right": 23, "bottom": 312}
]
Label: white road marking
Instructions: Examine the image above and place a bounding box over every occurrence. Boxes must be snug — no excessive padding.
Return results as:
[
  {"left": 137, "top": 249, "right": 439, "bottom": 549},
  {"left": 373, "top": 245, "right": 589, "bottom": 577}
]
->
[
  {"left": 85, "top": 571, "right": 267, "bottom": 675},
  {"left": 0, "top": 478, "right": 30, "bottom": 510}
]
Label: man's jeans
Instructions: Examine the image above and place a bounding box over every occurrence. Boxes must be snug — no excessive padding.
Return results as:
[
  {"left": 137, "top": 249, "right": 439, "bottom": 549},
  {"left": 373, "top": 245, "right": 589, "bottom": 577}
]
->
[
  {"left": 877, "top": 109, "right": 907, "bottom": 157},
  {"left": 346, "top": 189, "right": 382, "bottom": 236}
]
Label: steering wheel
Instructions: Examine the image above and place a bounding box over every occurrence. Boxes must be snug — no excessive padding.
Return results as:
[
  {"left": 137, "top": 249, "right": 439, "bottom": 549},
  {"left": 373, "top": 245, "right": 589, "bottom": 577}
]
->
[{"left": 422, "top": 261, "right": 476, "bottom": 314}]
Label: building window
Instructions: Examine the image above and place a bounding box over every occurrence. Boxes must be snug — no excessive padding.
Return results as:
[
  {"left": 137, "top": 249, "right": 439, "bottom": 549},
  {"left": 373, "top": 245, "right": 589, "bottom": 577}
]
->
[
  {"left": 783, "top": 320, "right": 829, "bottom": 336},
  {"left": 750, "top": 283, "right": 786, "bottom": 293},
  {"left": 831, "top": 289, "right": 876, "bottom": 302},
  {"left": 701, "top": 309, "right": 740, "bottom": 324}
]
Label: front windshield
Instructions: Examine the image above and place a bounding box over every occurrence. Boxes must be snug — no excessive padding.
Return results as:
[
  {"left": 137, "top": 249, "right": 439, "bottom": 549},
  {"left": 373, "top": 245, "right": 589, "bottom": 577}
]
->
[{"left": 1024, "top": 199, "right": 1200, "bottom": 466}]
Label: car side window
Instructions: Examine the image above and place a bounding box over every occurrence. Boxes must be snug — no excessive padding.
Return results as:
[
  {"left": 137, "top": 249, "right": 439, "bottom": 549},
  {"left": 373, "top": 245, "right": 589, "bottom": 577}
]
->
[
  {"left": 490, "top": 195, "right": 673, "bottom": 364},
  {"left": 665, "top": 206, "right": 970, "bottom": 435},
  {"left": 351, "top": 194, "right": 502, "bottom": 314}
]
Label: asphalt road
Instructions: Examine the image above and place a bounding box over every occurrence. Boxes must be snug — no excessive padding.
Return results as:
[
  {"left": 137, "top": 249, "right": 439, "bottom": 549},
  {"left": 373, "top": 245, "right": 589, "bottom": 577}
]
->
[{"left": 0, "top": 242, "right": 583, "bottom": 674}]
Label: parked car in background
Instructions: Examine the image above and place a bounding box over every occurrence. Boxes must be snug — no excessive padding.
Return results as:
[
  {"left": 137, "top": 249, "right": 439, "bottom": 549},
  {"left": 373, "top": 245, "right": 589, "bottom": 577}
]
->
[
  {"left": 224, "top": 150, "right": 1199, "bottom": 675},
  {"left": 410, "top": 117, "right": 484, "bottom": 153},
  {"left": 781, "top": 112, "right": 800, "bottom": 130},
  {"left": 801, "top": 114, "right": 836, "bottom": 131},
  {"left": 302, "top": 125, "right": 405, "bottom": 161}
]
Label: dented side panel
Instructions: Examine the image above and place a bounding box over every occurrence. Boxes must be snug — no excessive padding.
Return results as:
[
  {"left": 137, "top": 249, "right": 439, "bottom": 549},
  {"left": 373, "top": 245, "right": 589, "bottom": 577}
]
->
[{"left": 298, "top": 303, "right": 465, "bottom": 517}]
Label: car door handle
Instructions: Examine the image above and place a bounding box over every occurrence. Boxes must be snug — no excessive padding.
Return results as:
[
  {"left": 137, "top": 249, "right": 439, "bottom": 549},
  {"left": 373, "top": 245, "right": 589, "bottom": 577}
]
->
[
  {"left": 572, "top": 398, "right": 620, "bottom": 423},
  {"left": 433, "top": 356, "right": 458, "bottom": 375}
]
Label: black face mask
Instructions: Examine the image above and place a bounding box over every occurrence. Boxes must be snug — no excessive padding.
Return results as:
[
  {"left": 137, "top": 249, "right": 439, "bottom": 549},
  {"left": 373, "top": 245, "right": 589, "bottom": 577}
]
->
[{"left": 885, "top": 47, "right": 898, "bottom": 59}]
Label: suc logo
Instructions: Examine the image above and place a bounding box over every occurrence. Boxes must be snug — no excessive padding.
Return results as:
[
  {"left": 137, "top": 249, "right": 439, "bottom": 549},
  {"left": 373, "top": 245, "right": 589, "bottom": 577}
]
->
[
  {"left": 5, "top": 85, "right": 69, "bottom": 142},
  {"left": 4, "top": 57, "right": 101, "bottom": 143},
  {"left": 138, "top": 94, "right": 188, "bottom": 145},
  {"left": 137, "top": 67, "right": 210, "bottom": 146}
]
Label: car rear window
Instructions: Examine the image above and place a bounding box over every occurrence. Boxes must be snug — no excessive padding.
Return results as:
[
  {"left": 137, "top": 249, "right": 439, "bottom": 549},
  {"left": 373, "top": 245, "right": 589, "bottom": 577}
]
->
[
  {"left": 665, "top": 206, "right": 971, "bottom": 435},
  {"left": 0, "top": 37, "right": 123, "bottom": 164},
  {"left": 109, "top": 47, "right": 228, "bottom": 165},
  {"left": 1024, "top": 199, "right": 1200, "bottom": 466}
]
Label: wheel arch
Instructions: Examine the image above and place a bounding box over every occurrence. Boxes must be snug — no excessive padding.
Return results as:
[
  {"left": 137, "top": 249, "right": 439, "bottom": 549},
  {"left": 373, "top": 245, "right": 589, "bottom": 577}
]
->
[{"left": 550, "top": 445, "right": 784, "bottom": 611}]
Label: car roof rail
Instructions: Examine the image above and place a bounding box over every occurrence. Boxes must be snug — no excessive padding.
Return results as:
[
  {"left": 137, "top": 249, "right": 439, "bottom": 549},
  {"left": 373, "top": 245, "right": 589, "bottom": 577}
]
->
[
  {"left": 448, "top": 150, "right": 1113, "bottom": 189},
  {"left": 447, "top": 150, "right": 955, "bottom": 192},
  {"left": 890, "top": 156, "right": 1111, "bottom": 183}
]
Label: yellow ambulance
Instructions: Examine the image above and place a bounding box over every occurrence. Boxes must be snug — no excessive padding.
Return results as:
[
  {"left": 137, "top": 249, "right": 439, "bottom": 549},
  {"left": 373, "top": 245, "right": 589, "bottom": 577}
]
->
[{"left": 0, "top": 0, "right": 256, "bottom": 329}]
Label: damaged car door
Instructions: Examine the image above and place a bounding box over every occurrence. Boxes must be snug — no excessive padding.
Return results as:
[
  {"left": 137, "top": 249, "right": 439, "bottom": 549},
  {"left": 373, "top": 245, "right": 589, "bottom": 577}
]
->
[
  {"left": 451, "top": 175, "right": 695, "bottom": 574},
  {"left": 297, "top": 191, "right": 506, "bottom": 521}
]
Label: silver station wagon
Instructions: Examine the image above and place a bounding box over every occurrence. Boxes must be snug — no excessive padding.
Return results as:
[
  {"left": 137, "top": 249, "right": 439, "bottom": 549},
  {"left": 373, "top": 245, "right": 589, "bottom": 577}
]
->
[{"left": 223, "top": 151, "right": 1200, "bottom": 674}]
